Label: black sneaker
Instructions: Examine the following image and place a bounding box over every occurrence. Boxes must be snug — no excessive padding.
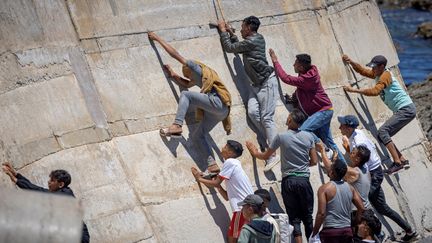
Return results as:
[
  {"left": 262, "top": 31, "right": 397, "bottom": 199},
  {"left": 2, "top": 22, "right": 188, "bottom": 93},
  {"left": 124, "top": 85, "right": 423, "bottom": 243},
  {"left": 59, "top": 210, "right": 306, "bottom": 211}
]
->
[
  {"left": 401, "top": 231, "right": 418, "bottom": 242},
  {"left": 402, "top": 160, "right": 410, "bottom": 169},
  {"left": 384, "top": 163, "right": 404, "bottom": 175}
]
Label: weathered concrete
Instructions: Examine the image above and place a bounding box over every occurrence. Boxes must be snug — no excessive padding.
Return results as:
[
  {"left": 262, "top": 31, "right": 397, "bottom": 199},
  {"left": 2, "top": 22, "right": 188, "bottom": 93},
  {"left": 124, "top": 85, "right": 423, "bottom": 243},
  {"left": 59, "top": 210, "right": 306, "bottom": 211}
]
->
[
  {"left": 0, "top": 188, "right": 82, "bottom": 243},
  {"left": 0, "top": 0, "right": 431, "bottom": 242}
]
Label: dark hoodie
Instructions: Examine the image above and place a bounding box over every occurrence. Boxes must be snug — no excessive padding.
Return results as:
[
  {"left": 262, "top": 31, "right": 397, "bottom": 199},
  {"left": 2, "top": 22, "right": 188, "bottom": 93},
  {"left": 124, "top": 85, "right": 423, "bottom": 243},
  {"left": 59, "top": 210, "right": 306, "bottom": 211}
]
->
[
  {"left": 238, "top": 217, "right": 276, "bottom": 243},
  {"left": 273, "top": 62, "right": 333, "bottom": 116},
  {"left": 16, "top": 173, "right": 90, "bottom": 243}
]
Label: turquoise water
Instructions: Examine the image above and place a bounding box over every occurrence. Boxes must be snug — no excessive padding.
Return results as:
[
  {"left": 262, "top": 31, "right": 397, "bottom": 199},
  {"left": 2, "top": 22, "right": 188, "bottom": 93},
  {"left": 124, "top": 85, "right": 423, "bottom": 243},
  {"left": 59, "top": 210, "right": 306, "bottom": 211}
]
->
[{"left": 381, "top": 8, "right": 432, "bottom": 85}]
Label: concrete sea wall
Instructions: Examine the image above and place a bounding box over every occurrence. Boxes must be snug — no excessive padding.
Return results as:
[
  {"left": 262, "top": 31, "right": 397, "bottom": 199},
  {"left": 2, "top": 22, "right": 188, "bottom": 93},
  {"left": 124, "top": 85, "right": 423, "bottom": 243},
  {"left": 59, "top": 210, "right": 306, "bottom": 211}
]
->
[{"left": 0, "top": 0, "right": 431, "bottom": 242}]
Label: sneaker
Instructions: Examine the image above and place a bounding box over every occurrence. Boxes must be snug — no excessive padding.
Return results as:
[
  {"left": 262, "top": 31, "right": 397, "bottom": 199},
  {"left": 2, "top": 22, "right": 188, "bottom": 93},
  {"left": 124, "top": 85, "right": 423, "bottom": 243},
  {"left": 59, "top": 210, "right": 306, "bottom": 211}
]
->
[
  {"left": 401, "top": 231, "right": 418, "bottom": 242},
  {"left": 384, "top": 163, "right": 404, "bottom": 175},
  {"left": 325, "top": 148, "right": 335, "bottom": 161},
  {"left": 264, "top": 154, "right": 280, "bottom": 172},
  {"left": 402, "top": 160, "right": 410, "bottom": 169}
]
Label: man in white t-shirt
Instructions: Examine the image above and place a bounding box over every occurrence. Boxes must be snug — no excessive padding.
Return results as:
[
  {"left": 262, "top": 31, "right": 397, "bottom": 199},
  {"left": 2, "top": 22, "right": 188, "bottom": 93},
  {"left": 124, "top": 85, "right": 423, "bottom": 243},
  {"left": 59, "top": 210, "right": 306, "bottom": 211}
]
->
[
  {"left": 338, "top": 115, "right": 417, "bottom": 240},
  {"left": 192, "top": 140, "right": 254, "bottom": 243}
]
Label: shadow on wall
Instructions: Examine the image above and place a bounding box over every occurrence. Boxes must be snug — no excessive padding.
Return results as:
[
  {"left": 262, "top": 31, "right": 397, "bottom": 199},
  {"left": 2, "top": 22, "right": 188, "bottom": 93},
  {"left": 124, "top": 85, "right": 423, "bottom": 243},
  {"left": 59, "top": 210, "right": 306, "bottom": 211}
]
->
[{"left": 198, "top": 184, "right": 230, "bottom": 242}]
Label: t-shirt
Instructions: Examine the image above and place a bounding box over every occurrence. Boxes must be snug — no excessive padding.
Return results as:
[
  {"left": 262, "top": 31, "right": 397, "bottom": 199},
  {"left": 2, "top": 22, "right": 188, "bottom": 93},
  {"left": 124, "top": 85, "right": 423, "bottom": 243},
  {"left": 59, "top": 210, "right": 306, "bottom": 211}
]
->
[
  {"left": 270, "top": 130, "right": 315, "bottom": 178},
  {"left": 186, "top": 60, "right": 203, "bottom": 87},
  {"left": 219, "top": 158, "right": 254, "bottom": 212},
  {"left": 349, "top": 129, "right": 381, "bottom": 171}
]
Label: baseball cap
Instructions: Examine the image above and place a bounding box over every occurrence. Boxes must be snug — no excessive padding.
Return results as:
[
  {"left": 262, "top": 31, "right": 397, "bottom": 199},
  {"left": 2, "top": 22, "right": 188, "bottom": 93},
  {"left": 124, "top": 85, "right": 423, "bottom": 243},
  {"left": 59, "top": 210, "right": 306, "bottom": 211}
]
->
[
  {"left": 338, "top": 115, "right": 359, "bottom": 128},
  {"left": 366, "top": 55, "right": 387, "bottom": 68},
  {"left": 237, "top": 194, "right": 264, "bottom": 207}
]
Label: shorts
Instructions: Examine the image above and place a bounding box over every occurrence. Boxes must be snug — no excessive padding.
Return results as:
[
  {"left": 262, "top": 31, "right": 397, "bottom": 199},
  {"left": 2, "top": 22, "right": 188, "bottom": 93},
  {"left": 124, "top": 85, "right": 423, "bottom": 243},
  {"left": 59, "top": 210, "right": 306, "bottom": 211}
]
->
[{"left": 228, "top": 211, "right": 247, "bottom": 238}]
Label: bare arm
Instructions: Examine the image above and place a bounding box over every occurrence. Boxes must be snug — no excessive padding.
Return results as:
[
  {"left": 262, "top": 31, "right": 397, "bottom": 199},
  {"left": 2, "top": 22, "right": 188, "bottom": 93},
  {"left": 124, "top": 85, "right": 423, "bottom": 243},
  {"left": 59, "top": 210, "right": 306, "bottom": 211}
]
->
[
  {"left": 316, "top": 142, "right": 332, "bottom": 173},
  {"left": 148, "top": 32, "right": 187, "bottom": 65},
  {"left": 312, "top": 185, "right": 328, "bottom": 236},
  {"left": 351, "top": 185, "right": 365, "bottom": 225},
  {"left": 163, "top": 65, "right": 195, "bottom": 88},
  {"left": 344, "top": 167, "right": 360, "bottom": 184},
  {"left": 246, "top": 141, "right": 276, "bottom": 160},
  {"left": 216, "top": 185, "right": 229, "bottom": 201},
  {"left": 309, "top": 147, "right": 318, "bottom": 167}
]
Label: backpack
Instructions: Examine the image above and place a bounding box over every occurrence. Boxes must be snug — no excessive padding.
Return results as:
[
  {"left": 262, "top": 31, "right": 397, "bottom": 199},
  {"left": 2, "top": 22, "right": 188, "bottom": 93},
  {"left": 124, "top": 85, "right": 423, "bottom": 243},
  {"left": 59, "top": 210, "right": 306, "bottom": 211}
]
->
[{"left": 270, "top": 213, "right": 294, "bottom": 243}]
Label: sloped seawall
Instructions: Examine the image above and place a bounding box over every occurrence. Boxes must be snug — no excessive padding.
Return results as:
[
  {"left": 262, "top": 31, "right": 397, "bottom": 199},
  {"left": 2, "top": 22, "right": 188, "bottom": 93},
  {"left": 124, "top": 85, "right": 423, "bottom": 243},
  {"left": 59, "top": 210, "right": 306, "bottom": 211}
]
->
[{"left": 0, "top": 0, "right": 431, "bottom": 242}]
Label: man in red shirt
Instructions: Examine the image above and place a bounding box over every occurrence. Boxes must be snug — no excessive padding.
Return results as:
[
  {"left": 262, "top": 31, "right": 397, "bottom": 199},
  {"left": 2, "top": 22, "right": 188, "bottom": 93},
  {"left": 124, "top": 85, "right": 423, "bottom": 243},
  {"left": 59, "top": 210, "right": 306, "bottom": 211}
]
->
[{"left": 269, "top": 49, "right": 345, "bottom": 163}]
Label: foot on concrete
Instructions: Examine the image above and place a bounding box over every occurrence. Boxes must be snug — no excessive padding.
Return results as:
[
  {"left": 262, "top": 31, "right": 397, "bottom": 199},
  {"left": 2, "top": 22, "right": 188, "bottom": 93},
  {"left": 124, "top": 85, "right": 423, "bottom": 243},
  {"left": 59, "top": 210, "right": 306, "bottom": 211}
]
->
[
  {"left": 160, "top": 124, "right": 182, "bottom": 138},
  {"left": 402, "top": 160, "right": 410, "bottom": 169},
  {"left": 401, "top": 231, "right": 419, "bottom": 242},
  {"left": 384, "top": 162, "right": 404, "bottom": 175},
  {"left": 264, "top": 154, "right": 280, "bottom": 172}
]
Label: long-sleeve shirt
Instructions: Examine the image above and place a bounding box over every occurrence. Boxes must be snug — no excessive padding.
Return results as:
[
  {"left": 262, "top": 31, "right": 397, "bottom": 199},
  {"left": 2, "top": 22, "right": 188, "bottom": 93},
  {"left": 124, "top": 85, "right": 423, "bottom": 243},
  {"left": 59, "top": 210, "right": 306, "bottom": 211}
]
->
[
  {"left": 350, "top": 62, "right": 413, "bottom": 112},
  {"left": 273, "top": 61, "right": 332, "bottom": 116},
  {"left": 16, "top": 173, "right": 90, "bottom": 243},
  {"left": 350, "top": 62, "right": 392, "bottom": 96},
  {"left": 220, "top": 32, "right": 274, "bottom": 86}
]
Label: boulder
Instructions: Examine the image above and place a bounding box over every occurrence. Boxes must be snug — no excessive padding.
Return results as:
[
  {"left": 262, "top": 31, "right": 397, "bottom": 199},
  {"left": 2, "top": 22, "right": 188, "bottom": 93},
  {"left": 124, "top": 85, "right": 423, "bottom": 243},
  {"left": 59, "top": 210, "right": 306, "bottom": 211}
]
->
[{"left": 416, "top": 22, "right": 432, "bottom": 39}]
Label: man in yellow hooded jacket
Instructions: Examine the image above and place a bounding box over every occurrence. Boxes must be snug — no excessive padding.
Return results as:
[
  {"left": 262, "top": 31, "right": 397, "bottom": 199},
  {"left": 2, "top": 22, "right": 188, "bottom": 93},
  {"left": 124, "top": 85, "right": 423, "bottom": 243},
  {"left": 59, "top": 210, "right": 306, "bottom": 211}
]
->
[{"left": 148, "top": 32, "right": 232, "bottom": 174}]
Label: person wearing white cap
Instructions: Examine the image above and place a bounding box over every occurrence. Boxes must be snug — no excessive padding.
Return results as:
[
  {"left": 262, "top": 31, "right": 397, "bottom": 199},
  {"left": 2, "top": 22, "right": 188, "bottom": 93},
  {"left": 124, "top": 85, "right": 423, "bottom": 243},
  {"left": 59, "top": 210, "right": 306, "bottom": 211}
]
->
[{"left": 342, "top": 54, "right": 416, "bottom": 175}]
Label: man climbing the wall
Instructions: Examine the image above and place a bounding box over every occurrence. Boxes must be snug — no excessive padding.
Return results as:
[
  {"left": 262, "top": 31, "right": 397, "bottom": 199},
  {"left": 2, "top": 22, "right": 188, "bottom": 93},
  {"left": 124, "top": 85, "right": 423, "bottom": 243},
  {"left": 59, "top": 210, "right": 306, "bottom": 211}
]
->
[
  {"left": 2, "top": 162, "right": 90, "bottom": 243},
  {"left": 191, "top": 140, "right": 253, "bottom": 243},
  {"left": 218, "top": 16, "right": 279, "bottom": 172},
  {"left": 269, "top": 49, "right": 346, "bottom": 164},
  {"left": 148, "top": 32, "right": 232, "bottom": 176},
  {"left": 342, "top": 55, "right": 416, "bottom": 175},
  {"left": 337, "top": 115, "right": 418, "bottom": 241}
]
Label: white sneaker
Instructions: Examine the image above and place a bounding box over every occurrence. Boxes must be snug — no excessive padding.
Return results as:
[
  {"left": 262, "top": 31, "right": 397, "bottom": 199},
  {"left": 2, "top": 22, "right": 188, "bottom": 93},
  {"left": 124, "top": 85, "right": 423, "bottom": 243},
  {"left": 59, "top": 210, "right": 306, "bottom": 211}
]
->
[
  {"left": 325, "top": 148, "right": 334, "bottom": 161},
  {"left": 264, "top": 154, "right": 280, "bottom": 172}
]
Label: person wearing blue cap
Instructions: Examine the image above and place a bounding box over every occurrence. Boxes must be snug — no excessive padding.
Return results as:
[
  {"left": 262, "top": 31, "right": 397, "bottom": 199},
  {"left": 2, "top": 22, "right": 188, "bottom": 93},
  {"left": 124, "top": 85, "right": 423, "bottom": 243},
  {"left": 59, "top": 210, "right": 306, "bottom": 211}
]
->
[
  {"left": 337, "top": 115, "right": 417, "bottom": 241},
  {"left": 342, "top": 55, "right": 416, "bottom": 175}
]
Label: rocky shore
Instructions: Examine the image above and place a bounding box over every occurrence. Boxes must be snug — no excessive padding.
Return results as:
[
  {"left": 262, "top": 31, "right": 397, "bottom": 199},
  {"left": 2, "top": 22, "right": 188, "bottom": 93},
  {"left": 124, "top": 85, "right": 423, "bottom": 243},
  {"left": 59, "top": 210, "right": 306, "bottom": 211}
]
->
[
  {"left": 377, "top": 0, "right": 432, "bottom": 11},
  {"left": 407, "top": 74, "right": 432, "bottom": 141}
]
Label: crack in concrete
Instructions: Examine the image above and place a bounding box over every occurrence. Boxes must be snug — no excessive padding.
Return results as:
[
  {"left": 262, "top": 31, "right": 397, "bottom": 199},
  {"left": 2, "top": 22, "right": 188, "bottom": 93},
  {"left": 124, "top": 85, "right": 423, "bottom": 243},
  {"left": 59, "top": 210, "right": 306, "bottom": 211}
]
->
[{"left": 79, "top": 0, "right": 371, "bottom": 54}]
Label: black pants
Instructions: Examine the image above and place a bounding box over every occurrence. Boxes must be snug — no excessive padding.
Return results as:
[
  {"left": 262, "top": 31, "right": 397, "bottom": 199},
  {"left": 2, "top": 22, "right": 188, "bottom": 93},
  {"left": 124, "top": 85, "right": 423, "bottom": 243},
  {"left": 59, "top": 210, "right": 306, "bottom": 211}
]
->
[
  {"left": 281, "top": 176, "right": 314, "bottom": 238},
  {"left": 369, "top": 166, "right": 411, "bottom": 231}
]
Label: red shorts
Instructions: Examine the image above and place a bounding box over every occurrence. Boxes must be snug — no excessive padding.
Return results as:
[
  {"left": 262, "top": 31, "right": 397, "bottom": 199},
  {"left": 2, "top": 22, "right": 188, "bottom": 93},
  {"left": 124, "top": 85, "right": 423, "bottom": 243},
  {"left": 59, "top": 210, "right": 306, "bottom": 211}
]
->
[{"left": 228, "top": 211, "right": 248, "bottom": 238}]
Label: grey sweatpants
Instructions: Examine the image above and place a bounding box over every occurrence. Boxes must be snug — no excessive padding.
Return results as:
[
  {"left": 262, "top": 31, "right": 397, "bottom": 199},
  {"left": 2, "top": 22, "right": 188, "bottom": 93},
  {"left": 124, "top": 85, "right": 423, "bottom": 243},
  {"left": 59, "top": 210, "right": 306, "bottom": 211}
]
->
[
  {"left": 175, "top": 90, "right": 229, "bottom": 166},
  {"left": 378, "top": 103, "right": 416, "bottom": 145},
  {"left": 247, "top": 73, "right": 278, "bottom": 148}
]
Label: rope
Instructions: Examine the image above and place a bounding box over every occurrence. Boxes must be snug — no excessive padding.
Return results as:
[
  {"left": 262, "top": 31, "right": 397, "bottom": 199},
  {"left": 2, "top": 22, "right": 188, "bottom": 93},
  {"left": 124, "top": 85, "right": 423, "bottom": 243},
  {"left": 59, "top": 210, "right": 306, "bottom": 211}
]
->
[{"left": 215, "top": 0, "right": 226, "bottom": 21}]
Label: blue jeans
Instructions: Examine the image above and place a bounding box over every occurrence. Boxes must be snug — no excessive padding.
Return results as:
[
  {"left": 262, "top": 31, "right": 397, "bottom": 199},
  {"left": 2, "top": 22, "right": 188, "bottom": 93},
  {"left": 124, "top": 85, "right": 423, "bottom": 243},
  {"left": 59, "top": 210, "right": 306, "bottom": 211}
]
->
[{"left": 299, "top": 109, "right": 346, "bottom": 163}]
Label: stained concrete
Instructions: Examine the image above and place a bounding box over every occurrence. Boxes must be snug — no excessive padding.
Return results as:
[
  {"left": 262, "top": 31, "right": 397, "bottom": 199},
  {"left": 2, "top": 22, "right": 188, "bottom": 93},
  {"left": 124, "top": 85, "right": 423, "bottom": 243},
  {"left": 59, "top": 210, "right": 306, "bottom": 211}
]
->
[{"left": 0, "top": 0, "right": 431, "bottom": 242}]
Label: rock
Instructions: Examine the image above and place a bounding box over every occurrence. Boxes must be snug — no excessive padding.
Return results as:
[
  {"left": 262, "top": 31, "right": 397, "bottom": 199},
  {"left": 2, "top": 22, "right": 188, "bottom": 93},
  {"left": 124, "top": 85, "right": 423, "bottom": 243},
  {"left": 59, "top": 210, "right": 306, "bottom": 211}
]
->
[
  {"left": 408, "top": 73, "right": 432, "bottom": 141},
  {"left": 377, "top": 0, "right": 432, "bottom": 10},
  {"left": 416, "top": 22, "right": 432, "bottom": 39},
  {"left": 376, "top": 0, "right": 411, "bottom": 9},
  {"left": 411, "top": 0, "right": 432, "bottom": 11}
]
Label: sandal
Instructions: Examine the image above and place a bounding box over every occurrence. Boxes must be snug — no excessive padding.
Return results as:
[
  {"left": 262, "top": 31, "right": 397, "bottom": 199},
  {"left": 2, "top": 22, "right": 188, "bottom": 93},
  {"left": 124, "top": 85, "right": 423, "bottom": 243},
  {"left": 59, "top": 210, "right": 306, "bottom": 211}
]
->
[{"left": 159, "top": 125, "right": 182, "bottom": 138}]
